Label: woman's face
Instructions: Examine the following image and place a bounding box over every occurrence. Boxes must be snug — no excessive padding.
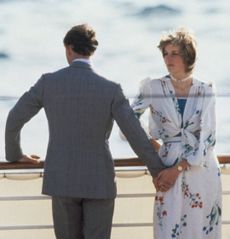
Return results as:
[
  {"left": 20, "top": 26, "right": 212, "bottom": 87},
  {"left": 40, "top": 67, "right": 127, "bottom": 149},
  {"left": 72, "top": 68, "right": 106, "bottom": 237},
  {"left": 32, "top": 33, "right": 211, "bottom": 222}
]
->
[{"left": 162, "top": 44, "right": 186, "bottom": 76}]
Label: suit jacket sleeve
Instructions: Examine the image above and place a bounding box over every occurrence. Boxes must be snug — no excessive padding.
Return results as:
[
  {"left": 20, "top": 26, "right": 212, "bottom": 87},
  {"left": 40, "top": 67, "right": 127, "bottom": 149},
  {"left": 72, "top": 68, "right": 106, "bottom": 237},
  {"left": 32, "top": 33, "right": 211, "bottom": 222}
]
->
[
  {"left": 5, "top": 76, "right": 44, "bottom": 162},
  {"left": 111, "top": 84, "right": 166, "bottom": 177}
]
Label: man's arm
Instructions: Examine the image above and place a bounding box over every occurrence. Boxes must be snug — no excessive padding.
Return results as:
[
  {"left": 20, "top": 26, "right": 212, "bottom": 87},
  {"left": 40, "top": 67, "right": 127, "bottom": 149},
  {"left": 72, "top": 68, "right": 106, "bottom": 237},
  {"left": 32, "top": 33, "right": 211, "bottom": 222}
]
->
[
  {"left": 111, "top": 84, "right": 166, "bottom": 177},
  {"left": 5, "top": 78, "right": 44, "bottom": 162}
]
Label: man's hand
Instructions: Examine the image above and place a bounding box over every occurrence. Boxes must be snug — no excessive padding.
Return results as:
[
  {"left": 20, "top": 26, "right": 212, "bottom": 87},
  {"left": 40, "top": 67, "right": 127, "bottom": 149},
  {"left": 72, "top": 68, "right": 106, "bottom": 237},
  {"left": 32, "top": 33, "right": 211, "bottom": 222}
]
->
[
  {"left": 155, "top": 167, "right": 180, "bottom": 192},
  {"left": 18, "top": 154, "right": 41, "bottom": 164},
  {"left": 153, "top": 176, "right": 172, "bottom": 192},
  {"left": 152, "top": 177, "right": 160, "bottom": 192}
]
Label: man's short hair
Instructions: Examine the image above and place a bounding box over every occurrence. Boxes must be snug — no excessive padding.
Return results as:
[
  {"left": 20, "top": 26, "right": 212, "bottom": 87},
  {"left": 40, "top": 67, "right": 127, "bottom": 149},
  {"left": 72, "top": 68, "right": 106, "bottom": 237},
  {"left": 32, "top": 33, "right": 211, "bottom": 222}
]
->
[{"left": 63, "top": 24, "right": 98, "bottom": 56}]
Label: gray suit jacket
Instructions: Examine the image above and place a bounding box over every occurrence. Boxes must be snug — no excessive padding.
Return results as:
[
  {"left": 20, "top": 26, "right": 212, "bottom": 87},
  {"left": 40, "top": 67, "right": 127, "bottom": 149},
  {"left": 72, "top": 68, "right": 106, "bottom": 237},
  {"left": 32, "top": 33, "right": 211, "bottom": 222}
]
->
[{"left": 5, "top": 61, "right": 165, "bottom": 199}]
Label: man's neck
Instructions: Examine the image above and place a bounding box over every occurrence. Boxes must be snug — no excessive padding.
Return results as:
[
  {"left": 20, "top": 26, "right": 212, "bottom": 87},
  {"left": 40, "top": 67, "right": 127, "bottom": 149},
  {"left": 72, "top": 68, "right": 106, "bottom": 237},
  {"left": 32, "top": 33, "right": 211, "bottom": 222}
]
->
[
  {"left": 72, "top": 58, "right": 91, "bottom": 65},
  {"left": 72, "top": 53, "right": 91, "bottom": 64},
  {"left": 75, "top": 53, "right": 90, "bottom": 60}
]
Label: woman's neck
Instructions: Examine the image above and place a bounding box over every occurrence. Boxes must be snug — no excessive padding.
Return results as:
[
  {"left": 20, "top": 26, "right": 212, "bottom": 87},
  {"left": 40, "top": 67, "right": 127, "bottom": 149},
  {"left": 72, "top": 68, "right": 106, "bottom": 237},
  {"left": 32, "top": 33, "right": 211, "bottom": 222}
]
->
[
  {"left": 170, "top": 74, "right": 193, "bottom": 97},
  {"left": 170, "top": 73, "right": 192, "bottom": 83}
]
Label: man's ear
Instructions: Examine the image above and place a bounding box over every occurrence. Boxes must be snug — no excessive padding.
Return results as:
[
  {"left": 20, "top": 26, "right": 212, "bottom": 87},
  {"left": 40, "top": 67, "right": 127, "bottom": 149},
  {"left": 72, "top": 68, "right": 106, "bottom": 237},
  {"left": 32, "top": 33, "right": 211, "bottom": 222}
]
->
[
  {"left": 65, "top": 45, "right": 75, "bottom": 64},
  {"left": 66, "top": 45, "right": 73, "bottom": 56}
]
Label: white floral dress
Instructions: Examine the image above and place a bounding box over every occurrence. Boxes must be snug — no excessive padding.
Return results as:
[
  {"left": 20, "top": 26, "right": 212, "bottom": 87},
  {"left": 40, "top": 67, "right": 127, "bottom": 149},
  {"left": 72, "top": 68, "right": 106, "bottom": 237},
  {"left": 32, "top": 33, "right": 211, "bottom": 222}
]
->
[{"left": 132, "top": 76, "right": 222, "bottom": 239}]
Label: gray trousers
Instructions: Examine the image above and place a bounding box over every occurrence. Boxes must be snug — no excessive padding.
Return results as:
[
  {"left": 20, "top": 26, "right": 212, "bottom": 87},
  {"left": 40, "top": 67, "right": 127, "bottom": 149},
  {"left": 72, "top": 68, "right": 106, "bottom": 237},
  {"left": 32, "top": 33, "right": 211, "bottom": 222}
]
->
[{"left": 52, "top": 196, "right": 115, "bottom": 239}]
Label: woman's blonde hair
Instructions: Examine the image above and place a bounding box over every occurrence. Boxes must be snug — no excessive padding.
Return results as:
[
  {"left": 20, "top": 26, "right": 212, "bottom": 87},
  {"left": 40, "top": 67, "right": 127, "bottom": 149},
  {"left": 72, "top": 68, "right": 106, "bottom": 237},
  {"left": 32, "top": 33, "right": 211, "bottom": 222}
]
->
[{"left": 158, "top": 27, "right": 197, "bottom": 73}]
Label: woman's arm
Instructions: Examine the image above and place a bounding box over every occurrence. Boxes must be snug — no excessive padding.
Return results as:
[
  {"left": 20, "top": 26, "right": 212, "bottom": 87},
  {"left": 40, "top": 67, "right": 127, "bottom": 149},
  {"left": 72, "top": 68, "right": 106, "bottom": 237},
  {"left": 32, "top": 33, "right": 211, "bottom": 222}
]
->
[
  {"left": 185, "top": 84, "right": 216, "bottom": 166},
  {"left": 131, "top": 77, "right": 152, "bottom": 118},
  {"left": 151, "top": 138, "right": 161, "bottom": 151}
]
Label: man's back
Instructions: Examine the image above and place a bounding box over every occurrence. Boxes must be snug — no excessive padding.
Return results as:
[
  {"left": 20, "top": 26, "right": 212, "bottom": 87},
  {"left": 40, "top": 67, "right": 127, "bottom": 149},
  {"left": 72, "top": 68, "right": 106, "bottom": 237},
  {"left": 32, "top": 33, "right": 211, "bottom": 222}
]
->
[
  {"left": 32, "top": 61, "right": 119, "bottom": 198},
  {"left": 5, "top": 59, "right": 165, "bottom": 199}
]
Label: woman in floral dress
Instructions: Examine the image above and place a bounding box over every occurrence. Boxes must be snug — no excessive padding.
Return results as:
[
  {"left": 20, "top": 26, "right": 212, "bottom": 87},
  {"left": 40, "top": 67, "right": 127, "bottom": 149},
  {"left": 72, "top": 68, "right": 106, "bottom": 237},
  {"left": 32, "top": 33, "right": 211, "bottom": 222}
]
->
[{"left": 132, "top": 28, "right": 222, "bottom": 239}]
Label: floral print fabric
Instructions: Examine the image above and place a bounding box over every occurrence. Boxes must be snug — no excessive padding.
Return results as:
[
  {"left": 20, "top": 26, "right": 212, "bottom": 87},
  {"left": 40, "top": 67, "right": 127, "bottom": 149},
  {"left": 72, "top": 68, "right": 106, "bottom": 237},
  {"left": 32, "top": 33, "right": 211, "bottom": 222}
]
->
[{"left": 132, "top": 76, "right": 222, "bottom": 239}]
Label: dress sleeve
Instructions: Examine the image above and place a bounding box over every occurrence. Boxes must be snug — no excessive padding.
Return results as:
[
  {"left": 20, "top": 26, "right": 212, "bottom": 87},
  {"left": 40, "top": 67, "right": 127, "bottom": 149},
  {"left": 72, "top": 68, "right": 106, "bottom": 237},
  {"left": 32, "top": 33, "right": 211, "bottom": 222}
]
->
[
  {"left": 131, "top": 77, "right": 152, "bottom": 118},
  {"left": 185, "top": 84, "right": 216, "bottom": 166}
]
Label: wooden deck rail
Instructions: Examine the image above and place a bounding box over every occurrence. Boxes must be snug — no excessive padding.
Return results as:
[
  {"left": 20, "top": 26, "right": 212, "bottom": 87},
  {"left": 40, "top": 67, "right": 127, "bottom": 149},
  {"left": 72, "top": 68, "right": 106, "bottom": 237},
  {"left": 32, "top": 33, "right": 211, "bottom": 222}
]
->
[{"left": 0, "top": 155, "right": 230, "bottom": 170}]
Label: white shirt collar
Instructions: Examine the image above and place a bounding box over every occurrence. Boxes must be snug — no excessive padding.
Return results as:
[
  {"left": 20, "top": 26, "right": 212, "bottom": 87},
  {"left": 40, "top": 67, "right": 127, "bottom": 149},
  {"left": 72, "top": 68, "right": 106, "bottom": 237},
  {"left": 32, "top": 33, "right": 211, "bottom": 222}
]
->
[{"left": 73, "top": 58, "right": 91, "bottom": 65}]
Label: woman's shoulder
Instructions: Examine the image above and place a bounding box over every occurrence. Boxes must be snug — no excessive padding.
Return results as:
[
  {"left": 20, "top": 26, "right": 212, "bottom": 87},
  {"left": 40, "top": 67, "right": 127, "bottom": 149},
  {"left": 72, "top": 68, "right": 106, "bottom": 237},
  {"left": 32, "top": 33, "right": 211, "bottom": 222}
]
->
[
  {"left": 194, "top": 79, "right": 216, "bottom": 96},
  {"left": 138, "top": 77, "right": 163, "bottom": 95},
  {"left": 139, "top": 75, "right": 168, "bottom": 87},
  {"left": 138, "top": 75, "right": 170, "bottom": 96}
]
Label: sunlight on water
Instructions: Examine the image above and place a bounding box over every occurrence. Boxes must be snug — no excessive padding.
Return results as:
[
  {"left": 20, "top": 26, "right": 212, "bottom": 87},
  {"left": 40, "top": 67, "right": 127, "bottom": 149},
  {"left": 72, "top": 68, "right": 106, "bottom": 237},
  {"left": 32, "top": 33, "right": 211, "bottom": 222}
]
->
[{"left": 0, "top": 0, "right": 230, "bottom": 160}]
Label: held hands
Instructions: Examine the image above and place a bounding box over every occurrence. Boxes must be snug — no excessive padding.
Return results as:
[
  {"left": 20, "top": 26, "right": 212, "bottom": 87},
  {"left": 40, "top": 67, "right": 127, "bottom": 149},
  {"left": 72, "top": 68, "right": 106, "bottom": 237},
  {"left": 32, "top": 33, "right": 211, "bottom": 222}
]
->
[
  {"left": 152, "top": 160, "right": 190, "bottom": 192},
  {"left": 18, "top": 154, "right": 41, "bottom": 164},
  {"left": 153, "top": 167, "right": 180, "bottom": 192}
]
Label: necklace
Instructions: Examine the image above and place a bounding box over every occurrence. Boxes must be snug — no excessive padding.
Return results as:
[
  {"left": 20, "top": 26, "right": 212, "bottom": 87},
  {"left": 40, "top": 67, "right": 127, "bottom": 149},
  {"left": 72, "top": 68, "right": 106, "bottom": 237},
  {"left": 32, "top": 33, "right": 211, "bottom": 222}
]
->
[{"left": 170, "top": 74, "right": 192, "bottom": 83}]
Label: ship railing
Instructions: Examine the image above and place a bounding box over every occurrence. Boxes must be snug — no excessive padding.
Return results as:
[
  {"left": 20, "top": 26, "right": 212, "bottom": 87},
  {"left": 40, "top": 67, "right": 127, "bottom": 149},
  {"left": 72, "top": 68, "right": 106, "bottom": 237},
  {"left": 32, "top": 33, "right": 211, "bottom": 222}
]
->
[{"left": 0, "top": 155, "right": 230, "bottom": 237}]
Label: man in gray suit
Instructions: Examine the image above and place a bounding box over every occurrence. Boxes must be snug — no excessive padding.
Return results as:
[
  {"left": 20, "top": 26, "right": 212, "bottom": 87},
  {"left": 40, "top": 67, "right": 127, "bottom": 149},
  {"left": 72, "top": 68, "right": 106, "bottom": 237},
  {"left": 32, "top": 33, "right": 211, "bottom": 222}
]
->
[{"left": 5, "top": 24, "right": 166, "bottom": 239}]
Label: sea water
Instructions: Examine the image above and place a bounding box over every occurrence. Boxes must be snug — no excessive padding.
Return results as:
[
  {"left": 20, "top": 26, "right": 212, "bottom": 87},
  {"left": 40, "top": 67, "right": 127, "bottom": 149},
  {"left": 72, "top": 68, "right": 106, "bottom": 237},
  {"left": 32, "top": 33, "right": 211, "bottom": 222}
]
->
[{"left": 0, "top": 0, "right": 230, "bottom": 160}]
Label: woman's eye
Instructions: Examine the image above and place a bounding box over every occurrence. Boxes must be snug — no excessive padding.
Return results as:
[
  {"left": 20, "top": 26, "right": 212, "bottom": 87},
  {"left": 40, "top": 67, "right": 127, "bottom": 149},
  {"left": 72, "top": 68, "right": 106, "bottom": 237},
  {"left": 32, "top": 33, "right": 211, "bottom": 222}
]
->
[{"left": 163, "top": 52, "right": 180, "bottom": 57}]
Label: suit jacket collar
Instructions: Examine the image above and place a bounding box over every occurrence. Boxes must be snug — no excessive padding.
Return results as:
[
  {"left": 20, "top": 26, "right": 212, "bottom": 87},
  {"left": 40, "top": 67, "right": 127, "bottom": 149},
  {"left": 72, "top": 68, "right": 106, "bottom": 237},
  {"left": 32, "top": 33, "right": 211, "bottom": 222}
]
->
[{"left": 70, "top": 61, "right": 93, "bottom": 70}]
